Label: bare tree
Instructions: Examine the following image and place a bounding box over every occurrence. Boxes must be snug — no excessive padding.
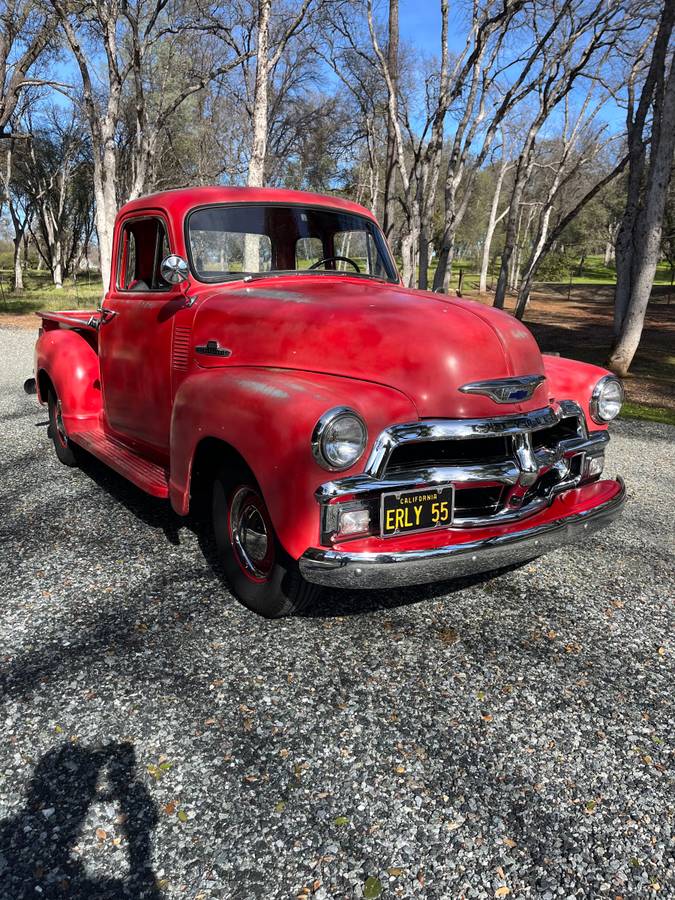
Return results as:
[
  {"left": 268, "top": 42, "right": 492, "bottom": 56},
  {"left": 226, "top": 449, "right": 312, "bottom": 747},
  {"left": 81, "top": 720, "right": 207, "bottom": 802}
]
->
[
  {"left": 492, "top": 1, "right": 626, "bottom": 309},
  {"left": 0, "top": 0, "right": 55, "bottom": 137},
  {"left": 246, "top": 0, "right": 315, "bottom": 187},
  {"left": 478, "top": 139, "right": 513, "bottom": 293},
  {"left": 49, "top": 0, "right": 251, "bottom": 290},
  {"left": 0, "top": 137, "right": 31, "bottom": 290},
  {"left": 608, "top": 2, "right": 675, "bottom": 375},
  {"left": 512, "top": 78, "right": 618, "bottom": 318}
]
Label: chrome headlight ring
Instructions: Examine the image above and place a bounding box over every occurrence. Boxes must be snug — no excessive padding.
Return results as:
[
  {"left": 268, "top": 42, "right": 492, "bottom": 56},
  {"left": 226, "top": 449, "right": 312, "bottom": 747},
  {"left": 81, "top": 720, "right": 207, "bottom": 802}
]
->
[
  {"left": 312, "top": 407, "right": 368, "bottom": 471},
  {"left": 590, "top": 375, "right": 624, "bottom": 424}
]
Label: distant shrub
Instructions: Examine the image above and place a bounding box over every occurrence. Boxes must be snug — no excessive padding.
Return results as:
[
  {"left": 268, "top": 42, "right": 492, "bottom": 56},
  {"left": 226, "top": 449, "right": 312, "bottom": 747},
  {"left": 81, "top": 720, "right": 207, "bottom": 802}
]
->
[{"left": 537, "top": 251, "right": 573, "bottom": 282}]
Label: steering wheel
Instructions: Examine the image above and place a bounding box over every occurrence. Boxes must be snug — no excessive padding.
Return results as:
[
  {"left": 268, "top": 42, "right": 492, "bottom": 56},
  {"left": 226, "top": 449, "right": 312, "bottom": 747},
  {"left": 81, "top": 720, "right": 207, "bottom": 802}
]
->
[{"left": 308, "top": 255, "right": 361, "bottom": 273}]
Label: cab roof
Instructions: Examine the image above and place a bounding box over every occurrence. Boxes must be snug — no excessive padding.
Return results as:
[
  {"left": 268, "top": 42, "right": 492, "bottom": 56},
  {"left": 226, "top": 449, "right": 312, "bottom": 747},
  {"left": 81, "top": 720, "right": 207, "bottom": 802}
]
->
[{"left": 117, "top": 185, "right": 376, "bottom": 223}]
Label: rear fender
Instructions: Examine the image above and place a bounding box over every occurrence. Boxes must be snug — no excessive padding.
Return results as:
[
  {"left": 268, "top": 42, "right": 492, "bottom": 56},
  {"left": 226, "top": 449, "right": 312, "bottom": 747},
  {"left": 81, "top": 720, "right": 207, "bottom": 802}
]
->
[
  {"left": 35, "top": 329, "right": 101, "bottom": 432},
  {"left": 169, "top": 368, "right": 416, "bottom": 559}
]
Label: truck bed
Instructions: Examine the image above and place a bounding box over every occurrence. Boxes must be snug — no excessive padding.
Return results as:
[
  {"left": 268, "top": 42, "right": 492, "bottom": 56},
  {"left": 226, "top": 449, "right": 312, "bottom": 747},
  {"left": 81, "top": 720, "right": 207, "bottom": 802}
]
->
[{"left": 37, "top": 309, "right": 101, "bottom": 333}]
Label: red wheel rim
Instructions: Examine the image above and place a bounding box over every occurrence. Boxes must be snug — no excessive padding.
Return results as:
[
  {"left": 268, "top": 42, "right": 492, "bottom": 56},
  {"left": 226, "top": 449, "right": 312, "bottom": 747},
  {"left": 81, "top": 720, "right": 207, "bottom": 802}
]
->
[{"left": 228, "top": 486, "right": 275, "bottom": 583}]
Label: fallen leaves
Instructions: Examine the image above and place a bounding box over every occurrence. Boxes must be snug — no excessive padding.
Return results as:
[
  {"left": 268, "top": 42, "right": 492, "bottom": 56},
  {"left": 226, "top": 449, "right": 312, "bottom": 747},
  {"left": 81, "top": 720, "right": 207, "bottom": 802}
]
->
[
  {"left": 362, "top": 877, "right": 382, "bottom": 899},
  {"left": 495, "top": 888, "right": 511, "bottom": 898},
  {"left": 146, "top": 760, "right": 172, "bottom": 780},
  {"left": 95, "top": 828, "right": 107, "bottom": 842},
  {"left": 439, "top": 627, "right": 458, "bottom": 645},
  {"left": 333, "top": 816, "right": 349, "bottom": 826}
]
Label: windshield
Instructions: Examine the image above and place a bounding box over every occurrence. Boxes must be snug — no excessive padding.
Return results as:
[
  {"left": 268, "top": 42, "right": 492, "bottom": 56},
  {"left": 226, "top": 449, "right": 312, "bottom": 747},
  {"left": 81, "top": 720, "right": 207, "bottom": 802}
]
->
[{"left": 187, "top": 203, "right": 398, "bottom": 283}]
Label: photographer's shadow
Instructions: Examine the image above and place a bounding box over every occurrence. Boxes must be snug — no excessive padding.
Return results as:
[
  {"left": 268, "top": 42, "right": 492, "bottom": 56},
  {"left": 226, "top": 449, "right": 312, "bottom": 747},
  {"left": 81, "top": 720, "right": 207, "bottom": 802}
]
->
[{"left": 0, "top": 742, "right": 161, "bottom": 899}]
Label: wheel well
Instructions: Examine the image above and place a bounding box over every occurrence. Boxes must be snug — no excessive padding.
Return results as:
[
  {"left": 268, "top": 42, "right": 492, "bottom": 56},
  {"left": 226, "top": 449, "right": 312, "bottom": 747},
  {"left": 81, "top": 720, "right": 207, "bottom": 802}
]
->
[
  {"left": 37, "top": 369, "right": 54, "bottom": 404},
  {"left": 190, "top": 438, "right": 254, "bottom": 510}
]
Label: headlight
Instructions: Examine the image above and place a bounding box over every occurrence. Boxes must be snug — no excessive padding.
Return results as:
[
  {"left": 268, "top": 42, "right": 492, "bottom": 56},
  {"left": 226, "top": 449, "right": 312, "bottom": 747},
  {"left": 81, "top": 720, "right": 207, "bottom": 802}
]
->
[
  {"left": 312, "top": 407, "right": 367, "bottom": 471},
  {"left": 590, "top": 375, "right": 624, "bottom": 423}
]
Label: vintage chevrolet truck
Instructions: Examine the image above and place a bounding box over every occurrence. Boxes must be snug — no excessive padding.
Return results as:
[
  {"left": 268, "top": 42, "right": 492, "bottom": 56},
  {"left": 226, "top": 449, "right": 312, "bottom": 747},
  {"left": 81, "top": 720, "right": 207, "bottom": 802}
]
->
[{"left": 32, "top": 186, "right": 625, "bottom": 616}]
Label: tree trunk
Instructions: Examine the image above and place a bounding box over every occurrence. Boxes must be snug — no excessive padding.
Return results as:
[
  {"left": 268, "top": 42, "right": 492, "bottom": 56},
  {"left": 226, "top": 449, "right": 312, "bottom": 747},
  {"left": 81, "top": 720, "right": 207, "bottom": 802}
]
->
[
  {"left": 13, "top": 236, "right": 23, "bottom": 293},
  {"left": 479, "top": 163, "right": 509, "bottom": 293},
  {"left": 608, "top": 10, "right": 675, "bottom": 374},
  {"left": 493, "top": 132, "right": 537, "bottom": 308},
  {"left": 248, "top": 0, "right": 271, "bottom": 188},
  {"left": 382, "top": 0, "right": 399, "bottom": 238}
]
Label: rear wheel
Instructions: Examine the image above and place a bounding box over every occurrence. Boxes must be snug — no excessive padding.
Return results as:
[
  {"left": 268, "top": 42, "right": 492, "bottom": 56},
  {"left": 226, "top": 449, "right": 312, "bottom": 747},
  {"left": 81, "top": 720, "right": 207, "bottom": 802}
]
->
[
  {"left": 48, "top": 389, "right": 80, "bottom": 467},
  {"left": 212, "top": 468, "right": 319, "bottom": 617}
]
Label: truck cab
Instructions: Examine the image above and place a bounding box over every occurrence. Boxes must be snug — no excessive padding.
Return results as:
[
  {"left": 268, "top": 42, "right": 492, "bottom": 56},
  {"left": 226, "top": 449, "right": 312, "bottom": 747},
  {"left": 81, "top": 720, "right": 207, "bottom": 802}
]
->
[{"left": 33, "top": 186, "right": 625, "bottom": 617}]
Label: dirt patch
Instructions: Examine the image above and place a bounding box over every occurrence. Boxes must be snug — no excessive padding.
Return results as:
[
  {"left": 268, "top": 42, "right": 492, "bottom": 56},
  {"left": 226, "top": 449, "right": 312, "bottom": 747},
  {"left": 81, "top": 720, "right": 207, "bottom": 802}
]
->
[
  {"left": 472, "top": 284, "right": 675, "bottom": 410},
  {"left": 0, "top": 314, "right": 41, "bottom": 330}
]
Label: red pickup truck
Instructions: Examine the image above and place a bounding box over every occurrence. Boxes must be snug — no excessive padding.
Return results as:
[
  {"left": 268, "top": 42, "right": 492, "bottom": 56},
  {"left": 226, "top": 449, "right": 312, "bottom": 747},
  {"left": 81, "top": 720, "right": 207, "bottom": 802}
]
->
[{"left": 32, "top": 186, "right": 625, "bottom": 617}]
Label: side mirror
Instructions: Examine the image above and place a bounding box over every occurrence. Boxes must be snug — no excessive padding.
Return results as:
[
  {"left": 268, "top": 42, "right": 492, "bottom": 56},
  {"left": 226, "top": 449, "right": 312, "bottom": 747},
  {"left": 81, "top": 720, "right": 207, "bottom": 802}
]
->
[{"left": 160, "top": 254, "right": 190, "bottom": 284}]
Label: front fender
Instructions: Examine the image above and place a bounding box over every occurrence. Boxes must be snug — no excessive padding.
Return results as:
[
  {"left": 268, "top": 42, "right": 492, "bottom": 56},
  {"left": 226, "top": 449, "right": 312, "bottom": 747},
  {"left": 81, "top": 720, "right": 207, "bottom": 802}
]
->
[
  {"left": 544, "top": 355, "right": 612, "bottom": 429},
  {"left": 169, "top": 368, "right": 416, "bottom": 558},
  {"left": 35, "top": 329, "right": 101, "bottom": 432}
]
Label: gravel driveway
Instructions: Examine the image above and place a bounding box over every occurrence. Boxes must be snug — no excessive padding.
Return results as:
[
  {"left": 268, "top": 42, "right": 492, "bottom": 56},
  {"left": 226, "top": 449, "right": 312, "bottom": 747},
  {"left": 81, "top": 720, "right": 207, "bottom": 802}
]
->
[{"left": 0, "top": 325, "right": 673, "bottom": 900}]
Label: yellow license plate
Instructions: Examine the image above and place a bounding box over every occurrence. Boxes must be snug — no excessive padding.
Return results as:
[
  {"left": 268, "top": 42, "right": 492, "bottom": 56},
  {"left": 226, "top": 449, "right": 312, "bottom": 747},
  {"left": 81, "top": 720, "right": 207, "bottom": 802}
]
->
[{"left": 380, "top": 484, "right": 454, "bottom": 537}]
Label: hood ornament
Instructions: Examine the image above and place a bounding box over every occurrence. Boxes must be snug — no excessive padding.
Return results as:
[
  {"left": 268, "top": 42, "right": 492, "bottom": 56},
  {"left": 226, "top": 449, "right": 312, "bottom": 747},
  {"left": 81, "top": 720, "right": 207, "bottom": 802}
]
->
[{"left": 459, "top": 375, "right": 545, "bottom": 404}]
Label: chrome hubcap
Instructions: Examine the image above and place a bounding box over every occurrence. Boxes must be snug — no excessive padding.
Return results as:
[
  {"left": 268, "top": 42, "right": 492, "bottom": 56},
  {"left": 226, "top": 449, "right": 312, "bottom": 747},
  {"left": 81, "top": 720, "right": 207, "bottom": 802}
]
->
[{"left": 229, "top": 487, "right": 274, "bottom": 580}]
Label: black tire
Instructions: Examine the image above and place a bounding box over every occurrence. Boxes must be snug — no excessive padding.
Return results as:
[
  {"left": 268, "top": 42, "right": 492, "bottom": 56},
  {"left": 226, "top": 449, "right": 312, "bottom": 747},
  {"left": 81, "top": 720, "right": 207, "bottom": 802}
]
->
[
  {"left": 48, "top": 389, "right": 80, "bottom": 467},
  {"left": 212, "top": 466, "right": 319, "bottom": 617}
]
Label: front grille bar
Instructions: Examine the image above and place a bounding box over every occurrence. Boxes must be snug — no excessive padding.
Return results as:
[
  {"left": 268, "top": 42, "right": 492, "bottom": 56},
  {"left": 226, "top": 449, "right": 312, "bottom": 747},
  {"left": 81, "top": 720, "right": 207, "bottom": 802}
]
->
[
  {"left": 365, "top": 404, "right": 572, "bottom": 480},
  {"left": 315, "top": 402, "right": 607, "bottom": 539}
]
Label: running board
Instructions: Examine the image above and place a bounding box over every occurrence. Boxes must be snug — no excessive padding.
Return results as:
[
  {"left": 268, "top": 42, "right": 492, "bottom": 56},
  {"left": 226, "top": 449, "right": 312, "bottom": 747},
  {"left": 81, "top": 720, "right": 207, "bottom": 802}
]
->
[{"left": 69, "top": 426, "right": 169, "bottom": 498}]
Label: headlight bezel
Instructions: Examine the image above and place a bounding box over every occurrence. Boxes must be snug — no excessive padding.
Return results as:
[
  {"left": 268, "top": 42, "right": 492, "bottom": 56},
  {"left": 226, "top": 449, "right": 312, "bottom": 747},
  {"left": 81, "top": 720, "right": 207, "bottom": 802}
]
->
[
  {"left": 312, "top": 406, "right": 368, "bottom": 471},
  {"left": 590, "top": 375, "right": 624, "bottom": 424}
]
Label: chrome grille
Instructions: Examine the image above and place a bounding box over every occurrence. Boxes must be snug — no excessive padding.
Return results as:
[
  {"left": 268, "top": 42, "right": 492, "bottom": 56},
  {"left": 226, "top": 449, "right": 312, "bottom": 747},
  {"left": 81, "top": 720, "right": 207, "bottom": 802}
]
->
[{"left": 316, "top": 403, "right": 609, "bottom": 542}]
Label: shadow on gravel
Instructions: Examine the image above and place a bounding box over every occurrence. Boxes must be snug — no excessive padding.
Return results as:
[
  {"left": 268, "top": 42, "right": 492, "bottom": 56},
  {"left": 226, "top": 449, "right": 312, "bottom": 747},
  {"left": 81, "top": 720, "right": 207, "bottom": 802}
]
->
[{"left": 0, "top": 742, "right": 160, "bottom": 899}]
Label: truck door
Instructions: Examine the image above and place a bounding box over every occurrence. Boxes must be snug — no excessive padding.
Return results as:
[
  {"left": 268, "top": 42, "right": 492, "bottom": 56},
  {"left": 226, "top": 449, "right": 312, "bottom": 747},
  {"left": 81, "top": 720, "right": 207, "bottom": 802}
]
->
[{"left": 99, "top": 213, "right": 187, "bottom": 453}]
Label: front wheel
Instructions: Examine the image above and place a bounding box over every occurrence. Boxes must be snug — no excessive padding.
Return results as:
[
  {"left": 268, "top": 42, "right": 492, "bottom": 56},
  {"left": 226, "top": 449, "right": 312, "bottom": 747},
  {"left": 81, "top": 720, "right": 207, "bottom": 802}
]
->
[
  {"left": 48, "top": 390, "right": 80, "bottom": 467},
  {"left": 212, "top": 470, "right": 319, "bottom": 617}
]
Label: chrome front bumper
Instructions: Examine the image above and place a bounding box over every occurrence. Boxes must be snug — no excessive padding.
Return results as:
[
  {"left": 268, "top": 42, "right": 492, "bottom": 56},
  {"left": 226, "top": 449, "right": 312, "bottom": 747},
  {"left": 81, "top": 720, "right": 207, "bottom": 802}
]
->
[{"left": 299, "top": 478, "right": 625, "bottom": 589}]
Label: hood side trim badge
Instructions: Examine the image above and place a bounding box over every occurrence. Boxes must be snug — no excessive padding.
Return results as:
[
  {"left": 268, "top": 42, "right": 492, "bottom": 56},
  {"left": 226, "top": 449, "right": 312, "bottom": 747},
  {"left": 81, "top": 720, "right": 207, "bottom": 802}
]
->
[{"left": 459, "top": 375, "right": 545, "bottom": 404}]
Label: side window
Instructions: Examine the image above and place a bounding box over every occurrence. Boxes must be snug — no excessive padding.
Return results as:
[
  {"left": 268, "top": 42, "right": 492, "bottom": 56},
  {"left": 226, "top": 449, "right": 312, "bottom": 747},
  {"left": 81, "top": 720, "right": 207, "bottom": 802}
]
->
[
  {"left": 295, "top": 237, "right": 323, "bottom": 269},
  {"left": 118, "top": 218, "right": 171, "bottom": 292}
]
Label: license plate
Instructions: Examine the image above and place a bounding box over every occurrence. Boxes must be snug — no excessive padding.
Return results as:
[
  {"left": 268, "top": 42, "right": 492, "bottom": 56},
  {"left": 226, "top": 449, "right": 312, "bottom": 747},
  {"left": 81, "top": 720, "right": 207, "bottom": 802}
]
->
[{"left": 380, "top": 484, "right": 454, "bottom": 537}]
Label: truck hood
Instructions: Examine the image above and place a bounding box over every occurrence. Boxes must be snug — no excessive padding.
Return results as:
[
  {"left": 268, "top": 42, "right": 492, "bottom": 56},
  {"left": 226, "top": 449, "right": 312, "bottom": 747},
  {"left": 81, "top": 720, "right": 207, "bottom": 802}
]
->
[{"left": 191, "top": 276, "right": 549, "bottom": 418}]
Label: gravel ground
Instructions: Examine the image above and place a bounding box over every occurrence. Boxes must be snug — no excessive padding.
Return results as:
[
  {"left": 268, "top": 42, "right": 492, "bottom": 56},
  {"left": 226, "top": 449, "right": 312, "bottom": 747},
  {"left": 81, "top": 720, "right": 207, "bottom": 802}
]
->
[{"left": 0, "top": 325, "right": 673, "bottom": 900}]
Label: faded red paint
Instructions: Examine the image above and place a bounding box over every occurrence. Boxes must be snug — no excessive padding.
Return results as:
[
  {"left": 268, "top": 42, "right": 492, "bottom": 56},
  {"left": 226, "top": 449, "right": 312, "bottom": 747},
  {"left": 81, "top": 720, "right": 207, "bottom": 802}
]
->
[{"left": 34, "top": 186, "right": 618, "bottom": 563}]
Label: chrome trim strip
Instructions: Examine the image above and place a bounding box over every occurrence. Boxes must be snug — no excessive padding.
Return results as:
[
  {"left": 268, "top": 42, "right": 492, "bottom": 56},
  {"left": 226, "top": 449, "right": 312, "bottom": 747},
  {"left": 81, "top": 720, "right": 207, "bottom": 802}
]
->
[
  {"left": 364, "top": 405, "right": 562, "bottom": 479},
  {"left": 300, "top": 478, "right": 626, "bottom": 589},
  {"left": 316, "top": 430, "right": 608, "bottom": 503},
  {"left": 316, "top": 460, "right": 521, "bottom": 501},
  {"left": 459, "top": 374, "right": 546, "bottom": 403}
]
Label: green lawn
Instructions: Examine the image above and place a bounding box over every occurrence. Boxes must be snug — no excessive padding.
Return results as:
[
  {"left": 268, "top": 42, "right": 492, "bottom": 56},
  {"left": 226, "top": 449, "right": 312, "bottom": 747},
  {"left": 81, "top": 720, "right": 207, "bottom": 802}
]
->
[
  {"left": 416, "top": 255, "right": 675, "bottom": 291},
  {"left": 0, "top": 269, "right": 102, "bottom": 314},
  {"left": 620, "top": 401, "right": 675, "bottom": 426}
]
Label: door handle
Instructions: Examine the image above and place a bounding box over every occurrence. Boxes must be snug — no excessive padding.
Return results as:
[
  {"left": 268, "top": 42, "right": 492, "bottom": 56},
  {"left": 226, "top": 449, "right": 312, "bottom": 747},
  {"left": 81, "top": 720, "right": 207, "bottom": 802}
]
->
[{"left": 99, "top": 307, "right": 118, "bottom": 325}]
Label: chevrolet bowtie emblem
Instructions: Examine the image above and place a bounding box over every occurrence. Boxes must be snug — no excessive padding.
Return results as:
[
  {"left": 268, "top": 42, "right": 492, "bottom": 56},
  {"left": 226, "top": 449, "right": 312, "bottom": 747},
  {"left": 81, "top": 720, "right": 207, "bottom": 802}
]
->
[{"left": 459, "top": 375, "right": 545, "bottom": 404}]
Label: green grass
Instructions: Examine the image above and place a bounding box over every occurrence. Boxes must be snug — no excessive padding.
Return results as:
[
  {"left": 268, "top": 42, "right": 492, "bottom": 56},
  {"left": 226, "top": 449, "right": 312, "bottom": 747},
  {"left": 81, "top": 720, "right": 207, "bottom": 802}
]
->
[
  {"left": 620, "top": 401, "right": 675, "bottom": 426},
  {"left": 413, "top": 255, "right": 675, "bottom": 290},
  {"left": 0, "top": 269, "right": 102, "bottom": 315}
]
